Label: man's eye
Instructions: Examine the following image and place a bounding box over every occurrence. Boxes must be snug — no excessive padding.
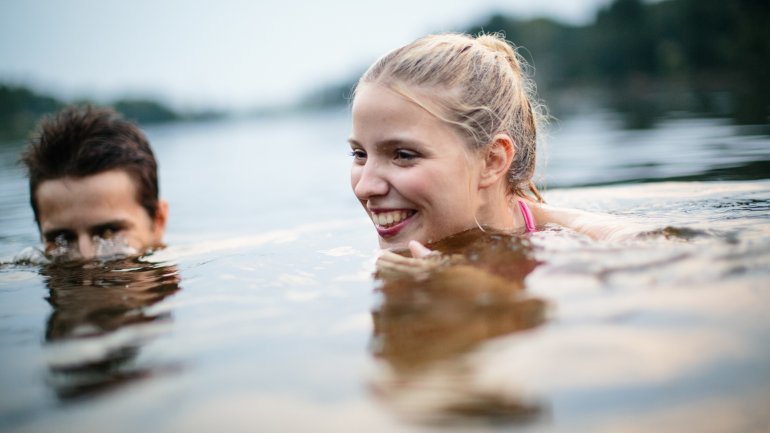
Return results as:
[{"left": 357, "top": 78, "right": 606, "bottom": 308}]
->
[
  {"left": 350, "top": 149, "right": 367, "bottom": 160},
  {"left": 45, "top": 233, "right": 73, "bottom": 255},
  {"left": 96, "top": 226, "right": 124, "bottom": 240},
  {"left": 46, "top": 233, "right": 73, "bottom": 246},
  {"left": 54, "top": 233, "right": 72, "bottom": 246}
]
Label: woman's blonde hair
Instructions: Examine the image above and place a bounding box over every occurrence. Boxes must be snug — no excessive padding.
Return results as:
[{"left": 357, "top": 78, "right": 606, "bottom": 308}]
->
[{"left": 356, "top": 33, "right": 545, "bottom": 202}]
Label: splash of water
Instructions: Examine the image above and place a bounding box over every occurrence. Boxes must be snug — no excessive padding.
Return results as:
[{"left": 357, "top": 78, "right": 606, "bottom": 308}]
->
[
  {"left": 4, "top": 246, "right": 49, "bottom": 266},
  {"left": 45, "top": 234, "right": 139, "bottom": 264}
]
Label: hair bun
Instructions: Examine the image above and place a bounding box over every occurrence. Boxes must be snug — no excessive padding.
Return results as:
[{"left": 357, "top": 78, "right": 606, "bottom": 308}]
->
[{"left": 476, "top": 33, "right": 521, "bottom": 73}]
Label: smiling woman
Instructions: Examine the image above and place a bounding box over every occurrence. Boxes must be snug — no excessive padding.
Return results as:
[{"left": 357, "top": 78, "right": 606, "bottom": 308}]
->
[
  {"left": 348, "top": 33, "right": 651, "bottom": 268},
  {"left": 349, "top": 84, "right": 490, "bottom": 249},
  {"left": 349, "top": 33, "right": 564, "bottom": 254}
]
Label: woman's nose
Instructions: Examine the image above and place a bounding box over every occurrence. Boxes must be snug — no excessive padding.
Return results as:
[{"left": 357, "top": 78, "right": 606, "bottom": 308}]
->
[{"left": 353, "top": 161, "right": 389, "bottom": 200}]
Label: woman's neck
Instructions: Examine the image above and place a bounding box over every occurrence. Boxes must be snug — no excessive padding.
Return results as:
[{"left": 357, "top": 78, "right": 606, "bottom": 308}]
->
[{"left": 476, "top": 187, "right": 527, "bottom": 232}]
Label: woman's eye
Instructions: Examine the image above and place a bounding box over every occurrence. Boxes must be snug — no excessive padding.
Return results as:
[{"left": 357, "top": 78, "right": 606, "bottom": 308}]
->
[
  {"left": 395, "top": 150, "right": 418, "bottom": 161},
  {"left": 350, "top": 149, "right": 367, "bottom": 160}
]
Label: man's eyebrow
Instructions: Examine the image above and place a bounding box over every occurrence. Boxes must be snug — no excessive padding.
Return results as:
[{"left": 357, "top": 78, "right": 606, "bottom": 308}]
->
[
  {"left": 90, "top": 220, "right": 133, "bottom": 233},
  {"left": 42, "top": 228, "right": 73, "bottom": 240}
]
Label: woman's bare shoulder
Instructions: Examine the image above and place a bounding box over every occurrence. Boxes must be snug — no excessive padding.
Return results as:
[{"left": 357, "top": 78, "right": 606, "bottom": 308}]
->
[{"left": 530, "top": 202, "right": 649, "bottom": 241}]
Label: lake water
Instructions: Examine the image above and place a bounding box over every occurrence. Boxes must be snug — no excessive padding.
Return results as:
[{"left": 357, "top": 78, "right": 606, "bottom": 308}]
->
[{"left": 1, "top": 109, "right": 769, "bottom": 432}]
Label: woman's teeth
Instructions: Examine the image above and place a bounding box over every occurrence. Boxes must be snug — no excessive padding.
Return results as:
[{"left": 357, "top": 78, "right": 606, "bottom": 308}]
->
[{"left": 372, "top": 210, "right": 413, "bottom": 228}]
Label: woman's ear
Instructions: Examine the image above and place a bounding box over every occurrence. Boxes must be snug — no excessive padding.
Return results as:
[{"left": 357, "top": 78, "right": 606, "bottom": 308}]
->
[{"left": 479, "top": 134, "right": 514, "bottom": 188}]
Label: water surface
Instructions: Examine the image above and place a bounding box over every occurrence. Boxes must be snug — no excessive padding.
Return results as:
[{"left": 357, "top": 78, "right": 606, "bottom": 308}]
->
[{"left": 1, "top": 111, "right": 769, "bottom": 432}]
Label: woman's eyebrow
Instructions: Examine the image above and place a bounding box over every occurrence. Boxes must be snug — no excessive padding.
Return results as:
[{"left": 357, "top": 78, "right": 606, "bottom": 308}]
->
[{"left": 349, "top": 137, "right": 421, "bottom": 149}]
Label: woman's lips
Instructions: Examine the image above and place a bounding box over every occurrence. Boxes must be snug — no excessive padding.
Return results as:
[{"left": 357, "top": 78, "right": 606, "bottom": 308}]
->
[{"left": 370, "top": 209, "right": 416, "bottom": 237}]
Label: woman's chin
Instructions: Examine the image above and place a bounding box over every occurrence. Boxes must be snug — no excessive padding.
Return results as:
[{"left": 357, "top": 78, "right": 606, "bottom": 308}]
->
[{"left": 378, "top": 237, "right": 410, "bottom": 252}]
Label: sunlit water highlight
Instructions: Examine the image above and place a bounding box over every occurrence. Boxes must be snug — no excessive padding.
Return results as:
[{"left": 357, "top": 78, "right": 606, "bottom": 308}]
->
[{"left": 0, "top": 110, "right": 769, "bottom": 432}]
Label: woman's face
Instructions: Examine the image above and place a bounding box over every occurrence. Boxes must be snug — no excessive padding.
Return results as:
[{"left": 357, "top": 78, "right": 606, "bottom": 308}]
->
[{"left": 349, "top": 83, "right": 484, "bottom": 250}]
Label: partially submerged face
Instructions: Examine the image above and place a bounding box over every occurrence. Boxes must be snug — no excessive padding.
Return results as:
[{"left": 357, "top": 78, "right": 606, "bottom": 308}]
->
[
  {"left": 35, "top": 169, "right": 167, "bottom": 261},
  {"left": 349, "top": 83, "right": 485, "bottom": 250}
]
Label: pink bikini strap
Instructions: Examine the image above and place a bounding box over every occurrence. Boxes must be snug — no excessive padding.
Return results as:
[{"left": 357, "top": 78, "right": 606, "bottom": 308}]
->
[{"left": 517, "top": 199, "right": 537, "bottom": 233}]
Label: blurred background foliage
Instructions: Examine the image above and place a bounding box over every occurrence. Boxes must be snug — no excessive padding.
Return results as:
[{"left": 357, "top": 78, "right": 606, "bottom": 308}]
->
[
  {"left": 0, "top": 84, "right": 224, "bottom": 141},
  {"left": 1, "top": 0, "right": 768, "bottom": 140},
  {"left": 306, "top": 0, "right": 770, "bottom": 128}
]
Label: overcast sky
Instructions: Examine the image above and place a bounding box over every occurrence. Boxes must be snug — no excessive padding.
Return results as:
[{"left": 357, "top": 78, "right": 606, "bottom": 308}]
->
[{"left": 0, "top": 0, "right": 611, "bottom": 110}]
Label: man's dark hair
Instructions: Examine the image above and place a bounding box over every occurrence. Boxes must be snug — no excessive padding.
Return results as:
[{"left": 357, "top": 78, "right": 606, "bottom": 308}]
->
[{"left": 20, "top": 105, "right": 160, "bottom": 224}]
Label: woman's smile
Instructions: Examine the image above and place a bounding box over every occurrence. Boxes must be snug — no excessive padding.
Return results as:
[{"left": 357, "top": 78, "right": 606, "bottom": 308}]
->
[{"left": 369, "top": 209, "right": 417, "bottom": 237}]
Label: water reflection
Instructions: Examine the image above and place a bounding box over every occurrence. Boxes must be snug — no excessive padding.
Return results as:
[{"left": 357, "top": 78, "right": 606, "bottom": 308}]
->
[
  {"left": 370, "top": 228, "right": 548, "bottom": 425},
  {"left": 42, "top": 257, "right": 180, "bottom": 400}
]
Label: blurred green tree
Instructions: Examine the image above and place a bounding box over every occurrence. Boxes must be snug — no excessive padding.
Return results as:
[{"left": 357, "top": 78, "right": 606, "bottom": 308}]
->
[{"left": 0, "top": 85, "right": 63, "bottom": 141}]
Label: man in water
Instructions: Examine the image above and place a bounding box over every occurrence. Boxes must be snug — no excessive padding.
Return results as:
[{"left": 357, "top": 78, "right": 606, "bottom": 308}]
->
[{"left": 20, "top": 105, "right": 168, "bottom": 261}]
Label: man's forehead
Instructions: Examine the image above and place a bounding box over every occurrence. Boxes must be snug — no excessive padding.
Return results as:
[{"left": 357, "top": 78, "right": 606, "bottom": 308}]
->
[
  {"left": 38, "top": 169, "right": 136, "bottom": 192},
  {"left": 36, "top": 170, "right": 145, "bottom": 229},
  {"left": 36, "top": 170, "right": 139, "bottom": 204}
]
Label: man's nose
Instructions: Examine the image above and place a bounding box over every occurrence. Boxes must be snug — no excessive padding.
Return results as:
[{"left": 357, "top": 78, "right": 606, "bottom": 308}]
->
[
  {"left": 353, "top": 162, "right": 389, "bottom": 200},
  {"left": 76, "top": 234, "right": 97, "bottom": 260}
]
